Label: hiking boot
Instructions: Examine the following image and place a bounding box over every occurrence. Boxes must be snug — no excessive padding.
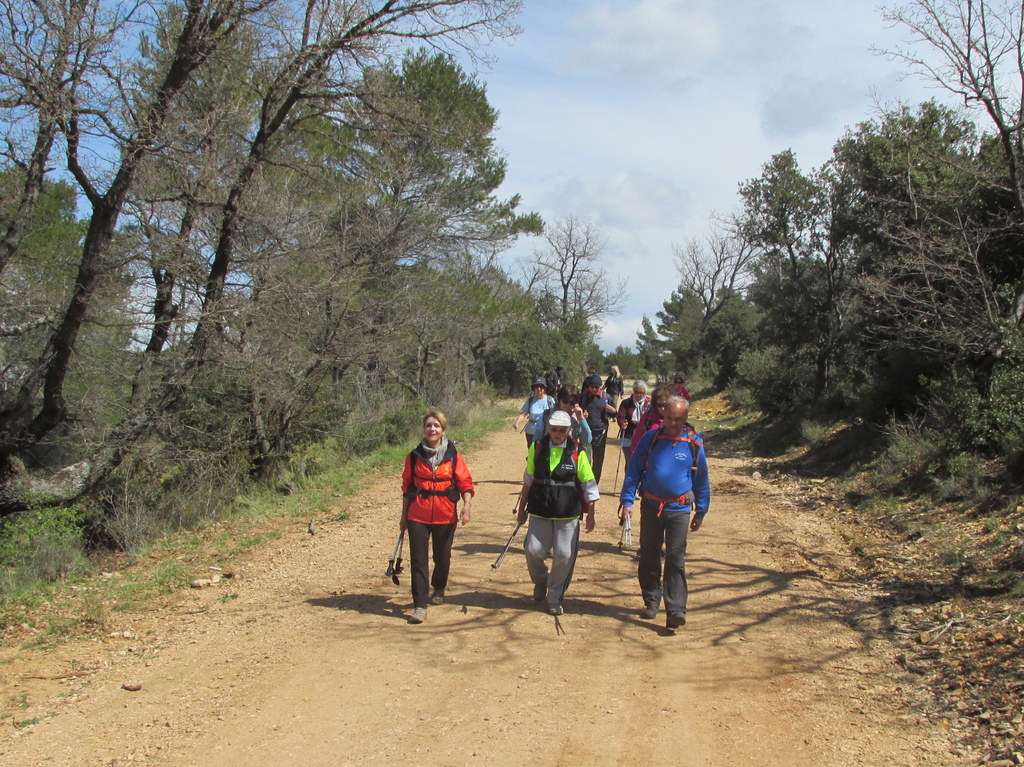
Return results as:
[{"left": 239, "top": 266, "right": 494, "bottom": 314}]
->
[
  {"left": 532, "top": 582, "right": 547, "bottom": 602},
  {"left": 429, "top": 589, "right": 445, "bottom": 605},
  {"left": 548, "top": 604, "right": 563, "bottom": 616},
  {"left": 666, "top": 611, "right": 686, "bottom": 629},
  {"left": 409, "top": 607, "right": 427, "bottom": 624},
  {"left": 639, "top": 604, "right": 658, "bottom": 620}
]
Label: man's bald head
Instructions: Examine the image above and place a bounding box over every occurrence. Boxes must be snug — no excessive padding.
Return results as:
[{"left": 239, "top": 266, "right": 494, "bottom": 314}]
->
[{"left": 662, "top": 396, "right": 689, "bottom": 438}]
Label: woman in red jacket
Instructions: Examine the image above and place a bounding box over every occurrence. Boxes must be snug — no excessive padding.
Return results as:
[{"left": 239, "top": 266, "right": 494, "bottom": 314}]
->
[
  {"left": 629, "top": 385, "right": 674, "bottom": 456},
  {"left": 401, "top": 409, "right": 474, "bottom": 624}
]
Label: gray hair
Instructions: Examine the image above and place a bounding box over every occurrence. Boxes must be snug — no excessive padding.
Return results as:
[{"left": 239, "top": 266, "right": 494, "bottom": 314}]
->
[
  {"left": 632, "top": 379, "right": 648, "bottom": 392},
  {"left": 665, "top": 394, "right": 690, "bottom": 409}
]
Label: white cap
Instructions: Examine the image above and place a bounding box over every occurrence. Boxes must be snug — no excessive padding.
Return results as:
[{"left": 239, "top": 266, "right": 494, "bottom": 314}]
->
[{"left": 548, "top": 410, "right": 572, "bottom": 427}]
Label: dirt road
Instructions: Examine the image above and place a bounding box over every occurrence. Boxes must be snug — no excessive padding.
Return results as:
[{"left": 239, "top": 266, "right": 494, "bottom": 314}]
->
[{"left": 1, "top": 410, "right": 965, "bottom": 766}]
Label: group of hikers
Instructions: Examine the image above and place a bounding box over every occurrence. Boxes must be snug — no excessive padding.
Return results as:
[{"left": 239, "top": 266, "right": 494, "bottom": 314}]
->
[{"left": 396, "top": 367, "right": 710, "bottom": 631}]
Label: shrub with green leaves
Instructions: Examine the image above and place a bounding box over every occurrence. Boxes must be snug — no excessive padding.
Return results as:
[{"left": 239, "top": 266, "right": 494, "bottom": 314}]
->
[
  {"left": 734, "top": 346, "right": 814, "bottom": 415},
  {"left": 925, "top": 333, "right": 1024, "bottom": 456},
  {"left": 0, "top": 505, "right": 87, "bottom": 595},
  {"left": 876, "top": 414, "right": 941, "bottom": 485},
  {"left": 929, "top": 451, "right": 988, "bottom": 502}
]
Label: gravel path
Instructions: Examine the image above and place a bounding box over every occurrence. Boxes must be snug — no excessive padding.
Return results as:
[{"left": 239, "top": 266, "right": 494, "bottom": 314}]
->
[{"left": 0, "top": 408, "right": 964, "bottom": 766}]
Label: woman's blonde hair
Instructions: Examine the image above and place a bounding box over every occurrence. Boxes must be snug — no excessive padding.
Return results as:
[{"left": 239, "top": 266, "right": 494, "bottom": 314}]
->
[
  {"left": 423, "top": 408, "right": 449, "bottom": 431},
  {"left": 610, "top": 365, "right": 621, "bottom": 376}
]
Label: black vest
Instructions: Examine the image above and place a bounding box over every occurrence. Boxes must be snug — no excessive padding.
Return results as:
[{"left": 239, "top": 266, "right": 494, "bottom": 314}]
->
[
  {"left": 406, "top": 442, "right": 460, "bottom": 502},
  {"left": 527, "top": 435, "right": 582, "bottom": 519}
]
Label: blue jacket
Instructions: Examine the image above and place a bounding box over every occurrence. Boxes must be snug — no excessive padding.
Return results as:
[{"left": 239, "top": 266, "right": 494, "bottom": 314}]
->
[{"left": 619, "top": 427, "right": 710, "bottom": 514}]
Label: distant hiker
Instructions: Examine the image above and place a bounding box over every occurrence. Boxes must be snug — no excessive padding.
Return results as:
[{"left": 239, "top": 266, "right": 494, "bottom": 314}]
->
[
  {"left": 630, "top": 385, "right": 673, "bottom": 456},
  {"left": 513, "top": 379, "right": 556, "bottom": 448},
  {"left": 604, "top": 365, "right": 624, "bottom": 402},
  {"left": 672, "top": 375, "right": 691, "bottom": 401},
  {"left": 541, "top": 384, "right": 593, "bottom": 463},
  {"left": 581, "top": 374, "right": 617, "bottom": 484},
  {"left": 543, "top": 365, "right": 564, "bottom": 397},
  {"left": 616, "top": 379, "right": 650, "bottom": 462},
  {"left": 400, "top": 409, "right": 474, "bottom": 625},
  {"left": 619, "top": 396, "right": 710, "bottom": 630},
  {"left": 515, "top": 409, "right": 599, "bottom": 616}
]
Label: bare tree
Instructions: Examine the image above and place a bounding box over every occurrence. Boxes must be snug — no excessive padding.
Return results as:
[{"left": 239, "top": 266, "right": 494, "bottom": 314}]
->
[
  {"left": 0, "top": 0, "right": 262, "bottom": 490},
  {"left": 0, "top": 0, "right": 525, "bottom": 513},
  {"left": 0, "top": 0, "right": 114, "bottom": 277},
  {"left": 882, "top": 0, "right": 1024, "bottom": 330},
  {"left": 670, "top": 220, "right": 755, "bottom": 374},
  {"left": 523, "top": 216, "right": 625, "bottom": 329},
  {"left": 828, "top": 101, "right": 1024, "bottom": 372}
]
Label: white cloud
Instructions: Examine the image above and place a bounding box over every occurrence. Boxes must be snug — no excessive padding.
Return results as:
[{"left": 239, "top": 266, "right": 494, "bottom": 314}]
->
[
  {"left": 595, "top": 314, "right": 647, "bottom": 352},
  {"left": 570, "top": 0, "right": 725, "bottom": 79},
  {"left": 761, "top": 73, "right": 869, "bottom": 139},
  {"left": 541, "top": 170, "right": 692, "bottom": 229},
  {"left": 482, "top": 0, "right": 950, "bottom": 352}
]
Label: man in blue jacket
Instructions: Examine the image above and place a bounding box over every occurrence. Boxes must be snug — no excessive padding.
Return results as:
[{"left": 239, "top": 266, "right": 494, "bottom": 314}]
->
[{"left": 619, "top": 396, "right": 710, "bottom": 629}]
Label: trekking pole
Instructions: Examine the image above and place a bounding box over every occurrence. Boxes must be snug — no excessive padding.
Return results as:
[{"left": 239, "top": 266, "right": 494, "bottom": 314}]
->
[
  {"left": 385, "top": 529, "right": 405, "bottom": 585},
  {"left": 617, "top": 503, "right": 633, "bottom": 549},
  {"left": 612, "top": 428, "right": 624, "bottom": 489},
  {"left": 492, "top": 515, "right": 524, "bottom": 569}
]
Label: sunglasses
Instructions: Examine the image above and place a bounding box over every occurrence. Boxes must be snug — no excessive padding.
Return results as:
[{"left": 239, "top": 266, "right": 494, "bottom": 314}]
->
[{"left": 549, "top": 426, "right": 570, "bottom": 432}]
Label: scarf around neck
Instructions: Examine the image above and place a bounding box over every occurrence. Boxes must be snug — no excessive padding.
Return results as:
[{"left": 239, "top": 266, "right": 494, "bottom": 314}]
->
[{"left": 419, "top": 436, "right": 450, "bottom": 470}]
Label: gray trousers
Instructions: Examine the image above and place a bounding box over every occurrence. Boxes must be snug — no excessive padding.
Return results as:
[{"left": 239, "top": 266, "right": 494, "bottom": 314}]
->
[
  {"left": 637, "top": 499, "right": 691, "bottom": 614},
  {"left": 523, "top": 516, "right": 580, "bottom": 609}
]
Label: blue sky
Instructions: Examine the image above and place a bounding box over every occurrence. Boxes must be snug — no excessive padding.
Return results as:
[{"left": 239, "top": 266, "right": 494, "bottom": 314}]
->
[{"left": 478, "top": 1, "right": 948, "bottom": 351}]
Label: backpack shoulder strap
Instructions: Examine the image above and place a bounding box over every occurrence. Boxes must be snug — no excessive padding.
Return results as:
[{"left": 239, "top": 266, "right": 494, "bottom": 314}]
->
[
  {"left": 642, "top": 426, "right": 703, "bottom": 474},
  {"left": 639, "top": 425, "right": 663, "bottom": 470}
]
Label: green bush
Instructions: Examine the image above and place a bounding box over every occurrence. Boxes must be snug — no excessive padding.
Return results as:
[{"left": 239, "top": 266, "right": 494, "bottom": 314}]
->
[
  {"left": 723, "top": 383, "right": 756, "bottom": 411},
  {"left": 874, "top": 415, "right": 941, "bottom": 487},
  {"left": 734, "top": 346, "right": 814, "bottom": 415},
  {"left": 929, "top": 451, "right": 987, "bottom": 502},
  {"left": 342, "top": 403, "right": 423, "bottom": 455},
  {"left": 925, "top": 335, "right": 1024, "bottom": 455},
  {"left": 0, "top": 505, "right": 87, "bottom": 595},
  {"left": 96, "top": 450, "right": 247, "bottom": 552},
  {"left": 800, "top": 420, "right": 830, "bottom": 445}
]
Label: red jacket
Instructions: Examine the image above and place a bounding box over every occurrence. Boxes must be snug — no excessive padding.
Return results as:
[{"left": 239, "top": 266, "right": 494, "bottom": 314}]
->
[
  {"left": 616, "top": 395, "right": 650, "bottom": 438},
  {"left": 402, "top": 443, "right": 474, "bottom": 525},
  {"left": 630, "top": 408, "right": 664, "bottom": 456}
]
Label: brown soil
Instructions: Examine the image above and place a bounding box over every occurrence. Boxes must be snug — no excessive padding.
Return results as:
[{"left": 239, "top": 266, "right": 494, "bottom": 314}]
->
[{"left": 0, "top": 406, "right": 972, "bottom": 766}]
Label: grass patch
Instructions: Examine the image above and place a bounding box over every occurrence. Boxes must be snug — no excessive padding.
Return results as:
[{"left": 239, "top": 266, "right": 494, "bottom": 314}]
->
[
  {"left": 1, "top": 398, "right": 514, "bottom": 650},
  {"left": 799, "top": 420, "right": 831, "bottom": 445}
]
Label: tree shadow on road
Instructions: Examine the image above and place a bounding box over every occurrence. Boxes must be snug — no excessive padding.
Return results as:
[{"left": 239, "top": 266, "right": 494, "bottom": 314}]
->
[
  {"left": 306, "top": 593, "right": 407, "bottom": 619},
  {"left": 305, "top": 544, "right": 909, "bottom": 681}
]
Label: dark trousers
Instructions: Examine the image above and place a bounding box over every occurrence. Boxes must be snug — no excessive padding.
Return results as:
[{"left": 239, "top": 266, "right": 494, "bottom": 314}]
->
[
  {"left": 637, "top": 499, "right": 691, "bottom": 614},
  {"left": 590, "top": 428, "right": 608, "bottom": 483},
  {"left": 407, "top": 519, "right": 458, "bottom": 608}
]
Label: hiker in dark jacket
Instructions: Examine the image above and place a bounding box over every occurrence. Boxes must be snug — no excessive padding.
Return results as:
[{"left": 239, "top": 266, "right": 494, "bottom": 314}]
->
[
  {"left": 604, "top": 365, "right": 624, "bottom": 401},
  {"left": 616, "top": 379, "right": 650, "bottom": 462},
  {"left": 581, "top": 374, "right": 617, "bottom": 484},
  {"left": 543, "top": 365, "right": 563, "bottom": 397}
]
